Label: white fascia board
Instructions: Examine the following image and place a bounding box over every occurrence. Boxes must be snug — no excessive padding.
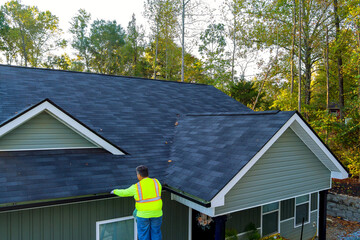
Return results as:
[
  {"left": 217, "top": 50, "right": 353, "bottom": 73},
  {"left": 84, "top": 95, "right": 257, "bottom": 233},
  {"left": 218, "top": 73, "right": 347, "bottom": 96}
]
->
[
  {"left": 210, "top": 114, "right": 297, "bottom": 207},
  {"left": 210, "top": 113, "right": 348, "bottom": 208},
  {"left": 291, "top": 114, "right": 348, "bottom": 179},
  {"left": 0, "top": 101, "right": 124, "bottom": 155},
  {"left": 171, "top": 193, "right": 215, "bottom": 217}
]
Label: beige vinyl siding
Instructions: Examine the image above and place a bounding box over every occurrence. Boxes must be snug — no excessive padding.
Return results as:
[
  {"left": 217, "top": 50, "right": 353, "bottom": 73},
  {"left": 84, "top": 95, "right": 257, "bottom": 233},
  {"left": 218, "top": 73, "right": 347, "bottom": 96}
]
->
[
  {"left": 0, "top": 192, "right": 189, "bottom": 240},
  {"left": 215, "top": 128, "right": 331, "bottom": 215},
  {"left": 0, "top": 111, "right": 98, "bottom": 151}
]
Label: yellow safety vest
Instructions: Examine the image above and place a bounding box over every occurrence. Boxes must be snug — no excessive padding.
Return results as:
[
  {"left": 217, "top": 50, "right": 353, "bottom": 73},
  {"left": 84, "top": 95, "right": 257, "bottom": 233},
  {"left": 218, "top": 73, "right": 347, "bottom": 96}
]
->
[{"left": 135, "top": 178, "right": 162, "bottom": 215}]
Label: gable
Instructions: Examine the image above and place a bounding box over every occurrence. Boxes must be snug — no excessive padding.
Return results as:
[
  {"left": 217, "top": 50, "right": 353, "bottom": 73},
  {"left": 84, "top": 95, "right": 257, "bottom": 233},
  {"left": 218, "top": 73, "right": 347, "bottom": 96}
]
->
[
  {"left": 0, "top": 111, "right": 98, "bottom": 151},
  {"left": 214, "top": 128, "right": 331, "bottom": 215},
  {"left": 0, "top": 99, "right": 125, "bottom": 155}
]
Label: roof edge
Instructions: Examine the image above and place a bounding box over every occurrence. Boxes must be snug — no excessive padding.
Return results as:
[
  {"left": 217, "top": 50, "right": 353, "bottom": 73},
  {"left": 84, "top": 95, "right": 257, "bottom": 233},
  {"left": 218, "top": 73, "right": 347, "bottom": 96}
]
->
[
  {"left": 163, "top": 185, "right": 211, "bottom": 207},
  {"left": 210, "top": 111, "right": 349, "bottom": 208},
  {"left": 0, "top": 98, "right": 128, "bottom": 155},
  {"left": 0, "top": 193, "right": 115, "bottom": 212},
  {"left": 0, "top": 64, "right": 209, "bottom": 86}
]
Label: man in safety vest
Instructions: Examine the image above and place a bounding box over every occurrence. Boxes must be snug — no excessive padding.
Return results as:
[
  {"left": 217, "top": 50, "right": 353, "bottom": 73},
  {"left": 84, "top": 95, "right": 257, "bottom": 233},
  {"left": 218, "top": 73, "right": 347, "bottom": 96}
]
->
[{"left": 111, "top": 165, "right": 163, "bottom": 240}]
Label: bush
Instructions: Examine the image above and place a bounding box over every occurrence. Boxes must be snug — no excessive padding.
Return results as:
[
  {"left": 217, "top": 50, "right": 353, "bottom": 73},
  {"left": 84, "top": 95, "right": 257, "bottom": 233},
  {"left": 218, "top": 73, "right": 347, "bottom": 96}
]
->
[{"left": 245, "top": 223, "right": 261, "bottom": 240}]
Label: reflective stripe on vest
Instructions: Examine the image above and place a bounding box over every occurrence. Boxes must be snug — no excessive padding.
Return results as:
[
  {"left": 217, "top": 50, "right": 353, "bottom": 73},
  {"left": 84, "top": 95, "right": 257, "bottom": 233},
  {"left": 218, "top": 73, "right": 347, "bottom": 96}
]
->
[{"left": 136, "top": 179, "right": 161, "bottom": 203}]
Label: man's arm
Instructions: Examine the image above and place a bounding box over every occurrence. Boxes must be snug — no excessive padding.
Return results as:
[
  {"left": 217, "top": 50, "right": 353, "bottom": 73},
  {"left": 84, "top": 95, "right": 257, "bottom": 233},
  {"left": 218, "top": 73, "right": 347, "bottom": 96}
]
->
[{"left": 111, "top": 184, "right": 137, "bottom": 197}]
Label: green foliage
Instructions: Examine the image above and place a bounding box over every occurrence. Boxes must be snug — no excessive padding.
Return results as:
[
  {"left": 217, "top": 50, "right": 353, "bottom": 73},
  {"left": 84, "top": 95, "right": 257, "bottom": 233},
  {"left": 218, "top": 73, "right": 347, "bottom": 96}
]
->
[
  {"left": 69, "top": 9, "right": 91, "bottom": 71},
  {"left": 228, "top": 79, "right": 264, "bottom": 108},
  {"left": 1, "top": 0, "right": 64, "bottom": 66},
  {"left": 88, "top": 19, "right": 126, "bottom": 75},
  {"left": 225, "top": 228, "right": 238, "bottom": 240},
  {"left": 199, "top": 23, "right": 231, "bottom": 88},
  {"left": 245, "top": 223, "right": 260, "bottom": 240}
]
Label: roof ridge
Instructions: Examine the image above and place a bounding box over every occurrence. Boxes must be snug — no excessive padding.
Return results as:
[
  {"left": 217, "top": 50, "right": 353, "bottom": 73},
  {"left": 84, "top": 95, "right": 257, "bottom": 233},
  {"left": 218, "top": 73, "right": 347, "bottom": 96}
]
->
[
  {"left": 0, "top": 64, "right": 209, "bottom": 86},
  {"left": 184, "top": 110, "right": 285, "bottom": 117}
]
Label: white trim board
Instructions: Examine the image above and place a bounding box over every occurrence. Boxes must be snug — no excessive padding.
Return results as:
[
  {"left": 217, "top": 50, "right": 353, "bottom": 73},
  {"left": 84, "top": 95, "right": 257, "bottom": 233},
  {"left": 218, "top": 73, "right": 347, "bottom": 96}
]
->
[
  {"left": 210, "top": 113, "right": 348, "bottom": 208},
  {"left": 171, "top": 194, "right": 215, "bottom": 217},
  {"left": 96, "top": 216, "right": 137, "bottom": 240},
  {"left": 0, "top": 100, "right": 125, "bottom": 155}
]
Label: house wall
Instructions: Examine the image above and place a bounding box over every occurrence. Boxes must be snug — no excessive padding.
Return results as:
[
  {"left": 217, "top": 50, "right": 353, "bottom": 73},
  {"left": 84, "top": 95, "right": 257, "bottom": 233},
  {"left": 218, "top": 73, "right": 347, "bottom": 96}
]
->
[
  {"left": 225, "top": 194, "right": 318, "bottom": 240},
  {"left": 0, "top": 112, "right": 97, "bottom": 151},
  {"left": 226, "top": 206, "right": 261, "bottom": 236},
  {"left": 215, "top": 128, "right": 331, "bottom": 215},
  {"left": 0, "top": 191, "right": 189, "bottom": 240},
  {"left": 280, "top": 211, "right": 318, "bottom": 240}
]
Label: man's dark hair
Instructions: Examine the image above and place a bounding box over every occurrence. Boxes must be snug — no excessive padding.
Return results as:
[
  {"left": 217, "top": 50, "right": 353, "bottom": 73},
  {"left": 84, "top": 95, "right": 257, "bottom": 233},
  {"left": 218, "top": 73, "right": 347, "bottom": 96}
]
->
[{"left": 136, "top": 165, "right": 149, "bottom": 177}]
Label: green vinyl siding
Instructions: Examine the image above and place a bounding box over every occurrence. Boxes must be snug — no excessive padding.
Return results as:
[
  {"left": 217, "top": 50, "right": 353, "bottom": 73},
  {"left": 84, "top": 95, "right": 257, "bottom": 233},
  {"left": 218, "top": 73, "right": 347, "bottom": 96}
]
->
[
  {"left": 0, "top": 111, "right": 98, "bottom": 151},
  {"left": 0, "top": 191, "right": 189, "bottom": 240},
  {"left": 280, "top": 211, "right": 318, "bottom": 240},
  {"left": 226, "top": 207, "right": 261, "bottom": 234},
  {"left": 215, "top": 128, "right": 331, "bottom": 215}
]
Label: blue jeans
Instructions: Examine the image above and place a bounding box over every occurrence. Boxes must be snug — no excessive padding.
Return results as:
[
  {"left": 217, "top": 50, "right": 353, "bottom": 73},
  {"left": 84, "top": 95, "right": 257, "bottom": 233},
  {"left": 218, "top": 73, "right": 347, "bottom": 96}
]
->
[{"left": 136, "top": 216, "right": 162, "bottom": 240}]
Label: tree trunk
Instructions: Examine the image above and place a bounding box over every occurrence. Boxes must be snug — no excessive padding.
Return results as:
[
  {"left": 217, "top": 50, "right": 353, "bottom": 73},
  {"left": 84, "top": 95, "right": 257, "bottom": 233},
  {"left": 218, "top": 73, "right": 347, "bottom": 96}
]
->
[
  {"left": 304, "top": 48, "right": 312, "bottom": 106},
  {"left": 298, "top": 0, "right": 302, "bottom": 113},
  {"left": 326, "top": 26, "right": 330, "bottom": 110},
  {"left": 290, "top": 0, "right": 296, "bottom": 94},
  {"left": 181, "top": 0, "right": 185, "bottom": 82},
  {"left": 231, "top": 17, "right": 236, "bottom": 82},
  {"left": 154, "top": 24, "right": 159, "bottom": 79},
  {"left": 18, "top": 24, "right": 28, "bottom": 67},
  {"left": 333, "top": 0, "right": 344, "bottom": 119}
]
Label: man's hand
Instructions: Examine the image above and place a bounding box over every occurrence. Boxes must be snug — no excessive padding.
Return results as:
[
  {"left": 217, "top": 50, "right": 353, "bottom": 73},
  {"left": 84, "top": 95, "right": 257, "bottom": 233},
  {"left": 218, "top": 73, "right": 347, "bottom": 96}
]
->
[{"left": 110, "top": 190, "right": 115, "bottom": 194}]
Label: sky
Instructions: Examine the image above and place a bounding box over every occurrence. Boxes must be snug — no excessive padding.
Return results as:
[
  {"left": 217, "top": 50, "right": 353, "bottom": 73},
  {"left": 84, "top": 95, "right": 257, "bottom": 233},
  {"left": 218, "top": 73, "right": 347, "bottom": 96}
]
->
[
  {"left": 1, "top": 0, "right": 148, "bottom": 34},
  {"left": 0, "top": 0, "right": 259, "bottom": 77},
  {"left": 0, "top": 0, "right": 221, "bottom": 34}
]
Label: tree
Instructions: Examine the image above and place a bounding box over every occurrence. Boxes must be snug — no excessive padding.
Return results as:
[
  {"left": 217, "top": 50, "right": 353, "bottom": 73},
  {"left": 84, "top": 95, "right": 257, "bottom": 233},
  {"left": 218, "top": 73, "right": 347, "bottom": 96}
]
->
[
  {"left": 69, "top": 9, "right": 91, "bottom": 72},
  {"left": 1, "top": 0, "right": 65, "bottom": 67},
  {"left": 88, "top": 19, "right": 126, "bottom": 75},
  {"left": 199, "top": 23, "right": 230, "bottom": 89},
  {"left": 222, "top": 0, "right": 253, "bottom": 83},
  {"left": 229, "top": 79, "right": 264, "bottom": 107},
  {"left": 144, "top": 0, "right": 181, "bottom": 80},
  {"left": 123, "top": 14, "right": 146, "bottom": 77}
]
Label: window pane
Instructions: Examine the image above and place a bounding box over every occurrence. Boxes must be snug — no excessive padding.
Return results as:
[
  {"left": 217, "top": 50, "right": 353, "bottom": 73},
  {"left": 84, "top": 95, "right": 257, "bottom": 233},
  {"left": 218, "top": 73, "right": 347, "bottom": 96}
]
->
[
  {"left": 262, "top": 212, "right": 278, "bottom": 236},
  {"left": 280, "top": 198, "right": 294, "bottom": 221},
  {"left": 99, "top": 219, "right": 134, "bottom": 240},
  {"left": 263, "top": 202, "right": 279, "bottom": 213},
  {"left": 296, "top": 195, "right": 309, "bottom": 205},
  {"left": 296, "top": 203, "right": 309, "bottom": 226},
  {"left": 311, "top": 193, "right": 318, "bottom": 211}
]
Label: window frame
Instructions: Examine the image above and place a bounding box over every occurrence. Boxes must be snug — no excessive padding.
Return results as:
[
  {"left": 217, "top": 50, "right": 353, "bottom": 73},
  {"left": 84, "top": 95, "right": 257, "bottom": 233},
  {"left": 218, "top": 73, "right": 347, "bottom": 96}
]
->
[
  {"left": 294, "top": 194, "right": 310, "bottom": 228},
  {"left": 96, "top": 216, "right": 137, "bottom": 240},
  {"left": 261, "top": 202, "right": 280, "bottom": 237}
]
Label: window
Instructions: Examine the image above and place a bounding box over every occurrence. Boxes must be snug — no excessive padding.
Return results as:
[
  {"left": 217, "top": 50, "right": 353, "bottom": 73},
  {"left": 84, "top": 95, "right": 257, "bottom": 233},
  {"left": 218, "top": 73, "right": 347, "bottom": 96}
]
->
[
  {"left": 96, "top": 216, "right": 137, "bottom": 240},
  {"left": 262, "top": 202, "right": 279, "bottom": 236},
  {"left": 311, "top": 193, "right": 318, "bottom": 211},
  {"left": 295, "top": 195, "right": 310, "bottom": 227}
]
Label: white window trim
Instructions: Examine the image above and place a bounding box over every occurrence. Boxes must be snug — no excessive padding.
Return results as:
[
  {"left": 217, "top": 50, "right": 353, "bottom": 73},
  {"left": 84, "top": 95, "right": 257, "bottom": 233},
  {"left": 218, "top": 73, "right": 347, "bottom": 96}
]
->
[
  {"left": 211, "top": 113, "right": 348, "bottom": 208},
  {"left": 96, "top": 216, "right": 137, "bottom": 240},
  {"left": 294, "top": 194, "right": 311, "bottom": 228},
  {"left": 0, "top": 100, "right": 125, "bottom": 155},
  {"left": 261, "top": 203, "right": 280, "bottom": 237},
  {"left": 188, "top": 207, "right": 192, "bottom": 240}
]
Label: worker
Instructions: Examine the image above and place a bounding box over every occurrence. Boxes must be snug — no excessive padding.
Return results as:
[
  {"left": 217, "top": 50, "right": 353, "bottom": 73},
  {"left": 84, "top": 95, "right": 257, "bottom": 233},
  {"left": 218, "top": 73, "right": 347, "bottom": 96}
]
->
[{"left": 111, "top": 165, "right": 163, "bottom": 240}]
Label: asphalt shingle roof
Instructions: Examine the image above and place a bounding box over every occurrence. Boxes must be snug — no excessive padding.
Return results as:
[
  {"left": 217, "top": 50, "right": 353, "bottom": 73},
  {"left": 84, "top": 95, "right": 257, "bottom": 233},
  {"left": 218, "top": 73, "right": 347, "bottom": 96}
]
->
[
  {"left": 0, "top": 65, "right": 253, "bottom": 205},
  {"left": 166, "top": 111, "right": 296, "bottom": 201}
]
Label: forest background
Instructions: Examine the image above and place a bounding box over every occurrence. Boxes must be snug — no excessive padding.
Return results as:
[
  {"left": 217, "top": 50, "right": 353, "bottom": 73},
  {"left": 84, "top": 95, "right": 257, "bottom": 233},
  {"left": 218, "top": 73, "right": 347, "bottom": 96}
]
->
[{"left": 0, "top": 0, "right": 359, "bottom": 179}]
